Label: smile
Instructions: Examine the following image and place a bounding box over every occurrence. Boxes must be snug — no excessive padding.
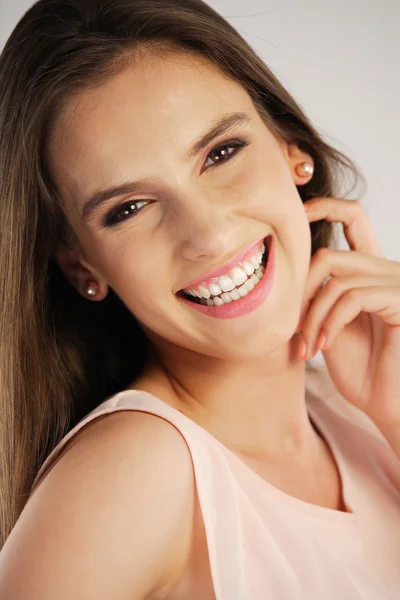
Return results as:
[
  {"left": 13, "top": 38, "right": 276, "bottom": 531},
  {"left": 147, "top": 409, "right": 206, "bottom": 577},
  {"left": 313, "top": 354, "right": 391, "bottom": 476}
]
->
[
  {"left": 181, "top": 241, "right": 268, "bottom": 303},
  {"left": 176, "top": 235, "right": 275, "bottom": 319}
]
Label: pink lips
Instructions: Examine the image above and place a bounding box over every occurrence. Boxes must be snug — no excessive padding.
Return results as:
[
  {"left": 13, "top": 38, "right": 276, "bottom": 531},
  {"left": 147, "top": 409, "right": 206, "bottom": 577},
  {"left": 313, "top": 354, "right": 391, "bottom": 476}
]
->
[
  {"left": 177, "top": 235, "right": 275, "bottom": 319},
  {"left": 179, "top": 235, "right": 268, "bottom": 291}
]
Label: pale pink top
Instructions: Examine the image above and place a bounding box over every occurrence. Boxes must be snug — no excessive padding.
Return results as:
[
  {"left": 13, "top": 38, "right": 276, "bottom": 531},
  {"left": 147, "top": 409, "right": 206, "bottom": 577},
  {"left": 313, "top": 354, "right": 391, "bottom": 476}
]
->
[{"left": 31, "top": 363, "right": 400, "bottom": 599}]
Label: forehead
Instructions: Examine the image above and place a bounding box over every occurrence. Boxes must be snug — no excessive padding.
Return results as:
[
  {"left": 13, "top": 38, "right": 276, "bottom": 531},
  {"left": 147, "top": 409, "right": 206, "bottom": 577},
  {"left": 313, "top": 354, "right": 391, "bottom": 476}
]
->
[{"left": 46, "top": 50, "right": 254, "bottom": 213}]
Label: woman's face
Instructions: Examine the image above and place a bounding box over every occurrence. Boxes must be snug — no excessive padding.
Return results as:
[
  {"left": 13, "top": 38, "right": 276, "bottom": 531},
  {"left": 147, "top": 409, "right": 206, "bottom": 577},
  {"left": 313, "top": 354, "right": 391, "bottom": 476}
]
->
[{"left": 48, "top": 49, "right": 312, "bottom": 361}]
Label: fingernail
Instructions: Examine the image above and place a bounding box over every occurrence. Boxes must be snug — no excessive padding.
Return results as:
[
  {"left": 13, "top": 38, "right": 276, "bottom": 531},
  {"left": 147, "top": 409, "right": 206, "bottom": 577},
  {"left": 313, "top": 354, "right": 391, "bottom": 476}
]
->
[
  {"left": 317, "top": 332, "right": 327, "bottom": 350},
  {"left": 298, "top": 339, "right": 307, "bottom": 359}
]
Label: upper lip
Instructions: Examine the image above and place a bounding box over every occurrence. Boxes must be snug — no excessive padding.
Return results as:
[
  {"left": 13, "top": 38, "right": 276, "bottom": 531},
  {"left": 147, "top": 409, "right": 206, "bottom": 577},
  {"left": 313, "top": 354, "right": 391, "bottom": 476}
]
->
[{"left": 177, "top": 234, "right": 270, "bottom": 292}]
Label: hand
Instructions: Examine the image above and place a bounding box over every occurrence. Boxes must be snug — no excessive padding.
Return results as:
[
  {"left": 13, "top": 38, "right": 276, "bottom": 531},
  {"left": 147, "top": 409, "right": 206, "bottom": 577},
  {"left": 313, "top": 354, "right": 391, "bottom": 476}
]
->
[{"left": 296, "top": 197, "right": 400, "bottom": 426}]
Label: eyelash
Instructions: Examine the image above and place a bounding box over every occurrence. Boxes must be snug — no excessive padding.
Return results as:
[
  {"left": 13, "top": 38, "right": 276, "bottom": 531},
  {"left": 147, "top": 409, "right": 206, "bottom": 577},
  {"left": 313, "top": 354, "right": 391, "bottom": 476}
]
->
[{"left": 102, "top": 138, "right": 248, "bottom": 228}]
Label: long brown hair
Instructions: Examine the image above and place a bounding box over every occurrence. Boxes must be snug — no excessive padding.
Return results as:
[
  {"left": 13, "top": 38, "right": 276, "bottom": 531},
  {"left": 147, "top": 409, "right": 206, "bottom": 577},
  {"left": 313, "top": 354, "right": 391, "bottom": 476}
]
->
[{"left": 0, "top": 0, "right": 365, "bottom": 548}]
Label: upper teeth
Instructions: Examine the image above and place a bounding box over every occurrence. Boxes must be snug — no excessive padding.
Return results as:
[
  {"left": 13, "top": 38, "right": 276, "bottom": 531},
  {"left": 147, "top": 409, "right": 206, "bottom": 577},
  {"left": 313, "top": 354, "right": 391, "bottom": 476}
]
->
[{"left": 183, "top": 243, "right": 266, "bottom": 299}]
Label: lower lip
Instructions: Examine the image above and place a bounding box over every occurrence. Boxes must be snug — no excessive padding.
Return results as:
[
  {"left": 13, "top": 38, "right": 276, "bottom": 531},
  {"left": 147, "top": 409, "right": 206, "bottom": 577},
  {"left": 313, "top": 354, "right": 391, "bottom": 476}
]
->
[{"left": 176, "top": 236, "right": 275, "bottom": 319}]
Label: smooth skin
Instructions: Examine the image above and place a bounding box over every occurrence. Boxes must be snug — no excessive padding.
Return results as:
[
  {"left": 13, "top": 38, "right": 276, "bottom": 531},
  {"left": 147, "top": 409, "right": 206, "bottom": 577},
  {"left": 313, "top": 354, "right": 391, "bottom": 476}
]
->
[{"left": 0, "top": 411, "right": 198, "bottom": 599}]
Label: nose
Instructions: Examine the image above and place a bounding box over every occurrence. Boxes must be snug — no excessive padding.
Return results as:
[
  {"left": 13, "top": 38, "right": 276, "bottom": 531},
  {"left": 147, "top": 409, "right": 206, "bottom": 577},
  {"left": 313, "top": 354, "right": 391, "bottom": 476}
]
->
[{"left": 170, "top": 191, "right": 242, "bottom": 262}]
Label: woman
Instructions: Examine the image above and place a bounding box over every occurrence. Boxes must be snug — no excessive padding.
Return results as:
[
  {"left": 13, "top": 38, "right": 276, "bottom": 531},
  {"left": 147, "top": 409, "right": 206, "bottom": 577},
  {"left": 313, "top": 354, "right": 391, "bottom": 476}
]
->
[{"left": 0, "top": 0, "right": 399, "bottom": 598}]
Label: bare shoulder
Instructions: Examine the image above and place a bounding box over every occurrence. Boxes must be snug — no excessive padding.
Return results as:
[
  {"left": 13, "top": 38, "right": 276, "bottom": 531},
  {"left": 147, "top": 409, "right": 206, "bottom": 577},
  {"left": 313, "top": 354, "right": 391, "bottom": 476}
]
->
[{"left": 0, "top": 410, "right": 196, "bottom": 600}]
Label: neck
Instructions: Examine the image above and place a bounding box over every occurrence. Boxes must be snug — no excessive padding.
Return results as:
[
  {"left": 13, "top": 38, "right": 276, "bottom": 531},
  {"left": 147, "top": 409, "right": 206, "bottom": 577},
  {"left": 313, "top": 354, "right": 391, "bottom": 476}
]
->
[{"left": 134, "top": 333, "right": 321, "bottom": 464}]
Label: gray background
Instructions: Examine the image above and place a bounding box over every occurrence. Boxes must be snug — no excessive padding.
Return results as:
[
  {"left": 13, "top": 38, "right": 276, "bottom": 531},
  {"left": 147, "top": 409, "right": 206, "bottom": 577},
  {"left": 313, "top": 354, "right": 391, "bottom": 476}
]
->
[{"left": 1, "top": 0, "right": 399, "bottom": 260}]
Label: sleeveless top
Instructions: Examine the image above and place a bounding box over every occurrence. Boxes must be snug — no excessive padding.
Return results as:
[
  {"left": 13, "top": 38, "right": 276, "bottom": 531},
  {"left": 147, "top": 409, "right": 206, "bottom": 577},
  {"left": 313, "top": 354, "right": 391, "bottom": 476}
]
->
[{"left": 30, "top": 363, "right": 400, "bottom": 599}]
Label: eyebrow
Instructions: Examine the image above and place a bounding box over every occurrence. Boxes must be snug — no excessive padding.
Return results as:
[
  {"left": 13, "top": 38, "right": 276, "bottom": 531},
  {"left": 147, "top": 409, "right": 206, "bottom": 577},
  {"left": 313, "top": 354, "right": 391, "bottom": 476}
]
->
[{"left": 81, "top": 111, "right": 251, "bottom": 223}]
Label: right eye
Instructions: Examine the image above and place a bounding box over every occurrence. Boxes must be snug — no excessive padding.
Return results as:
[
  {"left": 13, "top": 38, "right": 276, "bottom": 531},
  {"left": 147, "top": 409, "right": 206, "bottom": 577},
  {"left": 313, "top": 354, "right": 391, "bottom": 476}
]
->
[{"left": 102, "top": 200, "right": 149, "bottom": 228}]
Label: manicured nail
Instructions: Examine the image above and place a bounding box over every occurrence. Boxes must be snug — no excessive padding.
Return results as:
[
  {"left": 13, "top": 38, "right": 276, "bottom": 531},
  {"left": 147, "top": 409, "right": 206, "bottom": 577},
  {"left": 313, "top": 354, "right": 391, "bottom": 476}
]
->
[
  {"left": 298, "top": 339, "right": 307, "bottom": 359},
  {"left": 317, "top": 332, "right": 327, "bottom": 350}
]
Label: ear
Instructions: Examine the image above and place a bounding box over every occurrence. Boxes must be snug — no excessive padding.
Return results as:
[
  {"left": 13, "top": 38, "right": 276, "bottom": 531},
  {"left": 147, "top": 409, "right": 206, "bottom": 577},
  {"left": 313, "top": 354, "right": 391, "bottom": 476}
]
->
[
  {"left": 279, "top": 143, "right": 314, "bottom": 186},
  {"left": 52, "top": 242, "right": 109, "bottom": 301}
]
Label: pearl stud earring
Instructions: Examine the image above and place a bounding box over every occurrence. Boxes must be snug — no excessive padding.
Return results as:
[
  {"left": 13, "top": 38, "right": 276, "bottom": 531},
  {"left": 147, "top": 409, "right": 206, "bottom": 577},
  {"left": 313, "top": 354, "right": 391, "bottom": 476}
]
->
[
  {"left": 85, "top": 282, "right": 99, "bottom": 297},
  {"left": 296, "top": 161, "right": 314, "bottom": 177}
]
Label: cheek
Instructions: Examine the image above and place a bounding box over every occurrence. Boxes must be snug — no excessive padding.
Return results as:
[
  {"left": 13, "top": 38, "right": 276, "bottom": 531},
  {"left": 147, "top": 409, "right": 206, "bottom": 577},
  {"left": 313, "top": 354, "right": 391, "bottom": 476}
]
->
[
  {"left": 284, "top": 204, "right": 311, "bottom": 252},
  {"left": 230, "top": 151, "right": 294, "bottom": 210},
  {"left": 208, "top": 150, "right": 311, "bottom": 265},
  {"left": 102, "top": 240, "right": 169, "bottom": 301},
  {"left": 272, "top": 191, "right": 312, "bottom": 272},
  {"left": 290, "top": 212, "right": 312, "bottom": 283}
]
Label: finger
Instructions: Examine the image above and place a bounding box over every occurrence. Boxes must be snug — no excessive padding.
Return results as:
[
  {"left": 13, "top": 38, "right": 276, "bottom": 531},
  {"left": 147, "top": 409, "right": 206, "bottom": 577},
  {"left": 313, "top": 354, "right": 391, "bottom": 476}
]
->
[
  {"left": 304, "top": 198, "right": 383, "bottom": 257},
  {"left": 298, "top": 248, "right": 400, "bottom": 329},
  {"left": 319, "top": 285, "right": 400, "bottom": 352},
  {"left": 299, "top": 275, "right": 399, "bottom": 351}
]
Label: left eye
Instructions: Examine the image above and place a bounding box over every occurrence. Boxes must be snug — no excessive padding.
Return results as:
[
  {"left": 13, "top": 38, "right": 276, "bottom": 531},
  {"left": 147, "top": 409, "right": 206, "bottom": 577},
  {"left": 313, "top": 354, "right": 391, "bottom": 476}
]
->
[{"left": 203, "top": 139, "right": 247, "bottom": 171}]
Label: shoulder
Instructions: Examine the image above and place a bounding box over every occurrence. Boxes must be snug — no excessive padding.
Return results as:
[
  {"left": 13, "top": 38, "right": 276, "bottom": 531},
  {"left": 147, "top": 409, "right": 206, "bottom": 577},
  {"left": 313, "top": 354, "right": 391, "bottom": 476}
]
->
[{"left": 0, "top": 409, "right": 196, "bottom": 599}]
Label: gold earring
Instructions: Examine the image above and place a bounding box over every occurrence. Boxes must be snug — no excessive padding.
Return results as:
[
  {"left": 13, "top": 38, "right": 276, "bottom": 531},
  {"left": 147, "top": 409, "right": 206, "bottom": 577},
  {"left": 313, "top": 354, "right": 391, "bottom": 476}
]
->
[{"left": 296, "top": 161, "right": 314, "bottom": 177}]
